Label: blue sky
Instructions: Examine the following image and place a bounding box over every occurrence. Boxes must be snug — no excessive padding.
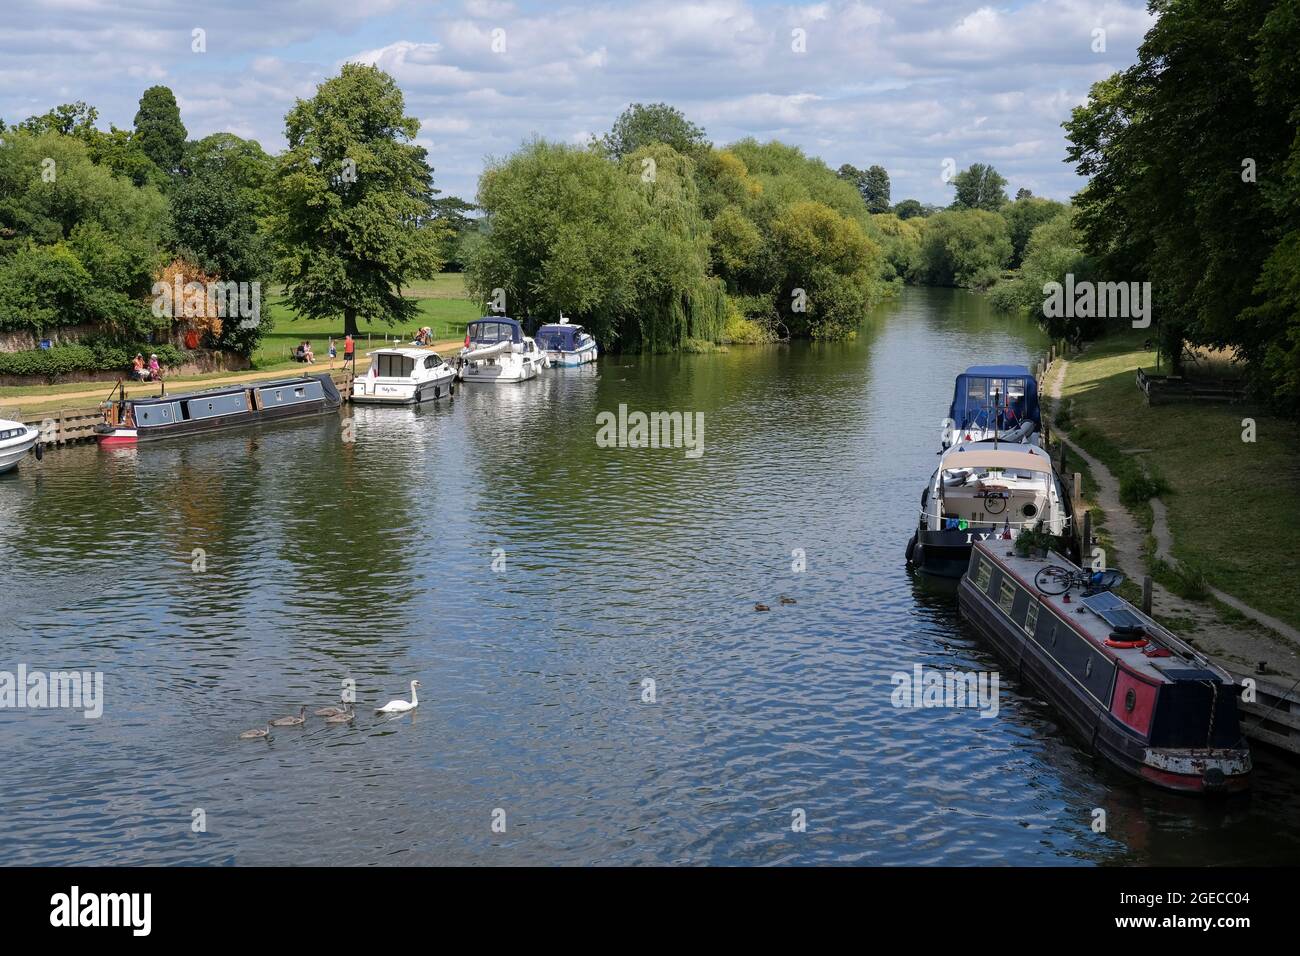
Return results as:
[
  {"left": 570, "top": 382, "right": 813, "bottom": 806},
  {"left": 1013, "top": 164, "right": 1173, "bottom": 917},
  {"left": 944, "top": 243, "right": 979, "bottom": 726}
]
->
[{"left": 1, "top": 0, "right": 1155, "bottom": 205}]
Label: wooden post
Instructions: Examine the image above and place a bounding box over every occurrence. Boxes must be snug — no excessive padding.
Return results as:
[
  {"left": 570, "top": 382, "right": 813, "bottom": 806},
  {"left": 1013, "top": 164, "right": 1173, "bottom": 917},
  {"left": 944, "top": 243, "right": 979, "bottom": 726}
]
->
[
  {"left": 1142, "top": 576, "right": 1153, "bottom": 615},
  {"left": 1072, "top": 472, "right": 1083, "bottom": 509},
  {"left": 1082, "top": 511, "right": 1092, "bottom": 564},
  {"left": 1058, "top": 443, "right": 1067, "bottom": 475}
]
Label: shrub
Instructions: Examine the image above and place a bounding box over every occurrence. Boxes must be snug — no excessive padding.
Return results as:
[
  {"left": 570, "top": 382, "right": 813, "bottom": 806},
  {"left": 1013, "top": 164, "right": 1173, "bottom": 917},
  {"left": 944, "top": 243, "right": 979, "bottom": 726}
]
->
[{"left": 0, "top": 341, "right": 187, "bottom": 379}]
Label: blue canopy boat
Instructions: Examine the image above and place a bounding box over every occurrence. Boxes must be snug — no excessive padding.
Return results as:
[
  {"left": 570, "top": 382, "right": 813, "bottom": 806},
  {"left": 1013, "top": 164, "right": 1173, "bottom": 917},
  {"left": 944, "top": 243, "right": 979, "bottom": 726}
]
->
[
  {"left": 944, "top": 364, "right": 1042, "bottom": 448},
  {"left": 535, "top": 318, "right": 597, "bottom": 367}
]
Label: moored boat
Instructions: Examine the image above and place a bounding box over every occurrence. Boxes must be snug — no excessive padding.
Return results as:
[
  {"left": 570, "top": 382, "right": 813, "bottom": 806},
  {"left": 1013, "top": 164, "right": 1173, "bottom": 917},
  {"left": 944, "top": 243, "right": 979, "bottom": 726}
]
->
[
  {"left": 352, "top": 347, "right": 455, "bottom": 405},
  {"left": 93, "top": 373, "right": 341, "bottom": 445},
  {"left": 456, "top": 317, "right": 544, "bottom": 384},
  {"left": 536, "top": 316, "right": 597, "bottom": 367},
  {"left": 907, "top": 440, "right": 1071, "bottom": 577},
  {"left": 944, "top": 364, "right": 1042, "bottom": 448},
  {"left": 958, "top": 540, "right": 1250, "bottom": 794},
  {"left": 0, "top": 419, "right": 40, "bottom": 473}
]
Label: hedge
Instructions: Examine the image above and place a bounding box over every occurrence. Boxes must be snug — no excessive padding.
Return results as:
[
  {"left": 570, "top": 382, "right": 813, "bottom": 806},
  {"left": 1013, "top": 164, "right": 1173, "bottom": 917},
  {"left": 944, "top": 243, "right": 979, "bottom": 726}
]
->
[{"left": 0, "top": 341, "right": 188, "bottom": 377}]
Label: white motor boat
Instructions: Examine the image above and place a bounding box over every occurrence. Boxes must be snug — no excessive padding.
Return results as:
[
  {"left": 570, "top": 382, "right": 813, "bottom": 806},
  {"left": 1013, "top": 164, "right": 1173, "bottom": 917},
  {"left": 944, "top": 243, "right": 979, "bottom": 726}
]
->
[
  {"left": 352, "top": 348, "right": 455, "bottom": 405},
  {"left": 0, "top": 419, "right": 40, "bottom": 474},
  {"left": 456, "top": 318, "right": 543, "bottom": 384},
  {"left": 536, "top": 315, "right": 598, "bottom": 367},
  {"left": 907, "top": 440, "right": 1072, "bottom": 578}
]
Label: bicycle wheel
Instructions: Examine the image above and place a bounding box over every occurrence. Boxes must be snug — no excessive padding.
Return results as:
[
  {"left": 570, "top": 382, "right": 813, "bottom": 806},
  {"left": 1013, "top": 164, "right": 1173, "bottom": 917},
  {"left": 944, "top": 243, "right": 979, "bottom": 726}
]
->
[{"left": 1034, "top": 565, "right": 1072, "bottom": 595}]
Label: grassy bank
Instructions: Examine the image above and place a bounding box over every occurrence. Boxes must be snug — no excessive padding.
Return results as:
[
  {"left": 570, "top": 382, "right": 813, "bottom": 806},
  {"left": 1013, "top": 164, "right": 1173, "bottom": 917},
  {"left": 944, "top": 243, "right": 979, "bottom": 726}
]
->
[
  {"left": 1059, "top": 330, "right": 1300, "bottom": 629},
  {"left": 0, "top": 274, "right": 478, "bottom": 404}
]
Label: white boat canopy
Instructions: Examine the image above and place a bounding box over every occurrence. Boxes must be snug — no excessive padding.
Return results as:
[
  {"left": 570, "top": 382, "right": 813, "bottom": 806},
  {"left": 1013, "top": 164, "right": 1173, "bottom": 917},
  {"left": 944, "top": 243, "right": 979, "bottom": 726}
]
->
[{"left": 941, "top": 449, "right": 1052, "bottom": 473}]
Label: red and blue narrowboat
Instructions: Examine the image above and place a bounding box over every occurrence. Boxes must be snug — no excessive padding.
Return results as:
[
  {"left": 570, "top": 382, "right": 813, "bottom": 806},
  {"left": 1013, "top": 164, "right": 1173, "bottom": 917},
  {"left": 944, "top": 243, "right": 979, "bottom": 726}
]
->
[{"left": 957, "top": 540, "right": 1250, "bottom": 794}]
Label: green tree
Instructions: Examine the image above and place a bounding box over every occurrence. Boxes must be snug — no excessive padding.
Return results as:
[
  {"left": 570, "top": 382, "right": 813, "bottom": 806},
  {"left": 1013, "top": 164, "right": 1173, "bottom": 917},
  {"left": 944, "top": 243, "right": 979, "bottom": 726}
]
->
[
  {"left": 429, "top": 195, "right": 479, "bottom": 272},
  {"left": 892, "top": 198, "right": 925, "bottom": 220},
  {"left": 1000, "top": 195, "right": 1068, "bottom": 268},
  {"left": 914, "top": 209, "right": 1011, "bottom": 288},
  {"left": 599, "top": 103, "right": 710, "bottom": 160},
  {"left": 950, "top": 163, "right": 1008, "bottom": 211},
  {"left": 133, "top": 86, "right": 187, "bottom": 174},
  {"left": 270, "top": 64, "right": 444, "bottom": 337}
]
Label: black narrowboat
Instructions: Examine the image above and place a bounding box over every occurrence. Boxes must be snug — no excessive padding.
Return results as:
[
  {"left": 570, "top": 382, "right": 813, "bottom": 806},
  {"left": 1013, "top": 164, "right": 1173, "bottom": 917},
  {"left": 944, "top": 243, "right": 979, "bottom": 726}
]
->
[
  {"left": 94, "top": 373, "right": 342, "bottom": 445},
  {"left": 957, "top": 540, "right": 1250, "bottom": 794}
]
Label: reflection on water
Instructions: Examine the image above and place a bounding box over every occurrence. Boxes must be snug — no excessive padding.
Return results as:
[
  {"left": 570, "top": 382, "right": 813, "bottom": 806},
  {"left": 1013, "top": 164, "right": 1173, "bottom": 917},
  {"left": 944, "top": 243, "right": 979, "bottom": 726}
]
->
[{"left": 2, "top": 287, "right": 1298, "bottom": 865}]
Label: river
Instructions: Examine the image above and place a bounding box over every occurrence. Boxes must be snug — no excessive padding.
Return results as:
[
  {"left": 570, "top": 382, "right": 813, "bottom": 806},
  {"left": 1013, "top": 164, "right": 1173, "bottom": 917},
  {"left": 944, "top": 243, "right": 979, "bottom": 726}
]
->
[{"left": 2, "top": 286, "right": 1298, "bottom": 865}]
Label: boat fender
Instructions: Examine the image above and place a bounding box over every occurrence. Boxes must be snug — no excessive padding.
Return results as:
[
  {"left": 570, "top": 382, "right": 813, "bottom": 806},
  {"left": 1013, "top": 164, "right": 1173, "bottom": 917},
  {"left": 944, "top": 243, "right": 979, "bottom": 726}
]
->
[
  {"left": 905, "top": 533, "right": 918, "bottom": 564},
  {"left": 34, "top": 442, "right": 43, "bottom": 461},
  {"left": 911, "top": 542, "right": 926, "bottom": 569}
]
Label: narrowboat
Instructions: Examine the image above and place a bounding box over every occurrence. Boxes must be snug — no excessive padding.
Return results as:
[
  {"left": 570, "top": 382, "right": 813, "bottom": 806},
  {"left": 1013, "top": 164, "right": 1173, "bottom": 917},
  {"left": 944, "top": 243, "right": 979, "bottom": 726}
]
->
[
  {"left": 907, "top": 440, "right": 1072, "bottom": 578},
  {"left": 93, "top": 373, "right": 342, "bottom": 445},
  {"left": 0, "top": 419, "right": 41, "bottom": 473},
  {"left": 456, "top": 317, "right": 544, "bottom": 384},
  {"left": 958, "top": 540, "right": 1250, "bottom": 794},
  {"left": 535, "top": 316, "right": 598, "bottom": 367},
  {"left": 944, "top": 365, "right": 1042, "bottom": 448},
  {"left": 352, "top": 348, "right": 455, "bottom": 405}
]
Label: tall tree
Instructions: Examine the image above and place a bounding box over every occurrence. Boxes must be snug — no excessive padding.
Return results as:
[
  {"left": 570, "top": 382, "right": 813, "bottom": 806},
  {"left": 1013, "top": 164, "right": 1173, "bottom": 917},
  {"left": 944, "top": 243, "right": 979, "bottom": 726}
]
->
[
  {"left": 950, "top": 163, "right": 1008, "bottom": 211},
  {"left": 132, "top": 86, "right": 187, "bottom": 174},
  {"left": 600, "top": 103, "right": 709, "bottom": 160},
  {"left": 837, "top": 163, "right": 891, "bottom": 213},
  {"left": 270, "top": 64, "right": 444, "bottom": 337}
]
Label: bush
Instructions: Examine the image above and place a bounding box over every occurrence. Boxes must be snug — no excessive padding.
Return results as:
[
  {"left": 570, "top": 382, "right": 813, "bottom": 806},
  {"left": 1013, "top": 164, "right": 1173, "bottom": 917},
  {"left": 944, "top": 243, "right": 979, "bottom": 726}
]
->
[
  {"left": 0, "top": 340, "right": 187, "bottom": 378},
  {"left": 1119, "top": 467, "right": 1170, "bottom": 506}
]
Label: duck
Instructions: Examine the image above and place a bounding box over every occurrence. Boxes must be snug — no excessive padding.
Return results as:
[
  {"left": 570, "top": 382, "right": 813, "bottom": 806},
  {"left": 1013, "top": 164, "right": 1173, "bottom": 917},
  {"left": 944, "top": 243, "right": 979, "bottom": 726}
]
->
[
  {"left": 239, "top": 723, "right": 273, "bottom": 740},
  {"left": 754, "top": 603, "right": 770, "bottom": 612},
  {"left": 324, "top": 707, "right": 355, "bottom": 725},
  {"left": 779, "top": 596, "right": 796, "bottom": 605},
  {"left": 269, "top": 706, "right": 307, "bottom": 727},
  {"left": 376, "top": 680, "right": 420, "bottom": 714}
]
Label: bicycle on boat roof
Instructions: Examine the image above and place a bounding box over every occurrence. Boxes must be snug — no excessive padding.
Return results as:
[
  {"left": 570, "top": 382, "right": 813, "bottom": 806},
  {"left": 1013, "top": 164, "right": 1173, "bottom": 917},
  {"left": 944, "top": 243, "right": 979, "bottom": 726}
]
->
[{"left": 1033, "top": 565, "right": 1126, "bottom": 596}]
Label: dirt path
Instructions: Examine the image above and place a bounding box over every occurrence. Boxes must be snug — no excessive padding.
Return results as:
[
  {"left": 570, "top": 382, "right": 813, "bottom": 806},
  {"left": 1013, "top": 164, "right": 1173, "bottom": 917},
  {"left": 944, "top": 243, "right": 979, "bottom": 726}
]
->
[
  {"left": 1042, "top": 354, "right": 1300, "bottom": 681},
  {"left": 0, "top": 339, "right": 463, "bottom": 416}
]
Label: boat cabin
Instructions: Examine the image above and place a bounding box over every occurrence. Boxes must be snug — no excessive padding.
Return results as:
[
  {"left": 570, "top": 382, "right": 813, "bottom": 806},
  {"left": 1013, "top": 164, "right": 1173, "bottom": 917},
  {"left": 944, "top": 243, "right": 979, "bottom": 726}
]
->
[{"left": 947, "top": 365, "right": 1041, "bottom": 440}]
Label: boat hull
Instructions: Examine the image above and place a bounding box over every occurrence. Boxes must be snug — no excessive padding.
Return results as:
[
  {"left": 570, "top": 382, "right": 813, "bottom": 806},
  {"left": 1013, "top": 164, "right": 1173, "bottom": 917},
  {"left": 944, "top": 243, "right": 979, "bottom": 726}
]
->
[
  {"left": 0, "top": 430, "right": 38, "bottom": 472},
  {"left": 911, "top": 526, "right": 1009, "bottom": 578},
  {"left": 458, "top": 360, "right": 538, "bottom": 384},
  {"left": 544, "top": 346, "right": 598, "bottom": 367},
  {"left": 351, "top": 377, "right": 454, "bottom": 405}
]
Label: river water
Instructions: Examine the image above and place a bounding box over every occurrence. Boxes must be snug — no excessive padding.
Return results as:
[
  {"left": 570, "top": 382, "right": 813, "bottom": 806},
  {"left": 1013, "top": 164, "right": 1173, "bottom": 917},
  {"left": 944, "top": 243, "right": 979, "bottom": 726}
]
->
[{"left": 2, "top": 287, "right": 1298, "bottom": 866}]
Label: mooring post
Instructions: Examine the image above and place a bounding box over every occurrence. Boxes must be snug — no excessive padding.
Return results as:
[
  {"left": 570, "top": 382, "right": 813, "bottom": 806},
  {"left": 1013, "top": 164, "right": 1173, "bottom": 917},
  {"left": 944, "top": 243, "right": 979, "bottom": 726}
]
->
[
  {"left": 1142, "top": 576, "right": 1153, "bottom": 614},
  {"left": 1072, "top": 472, "right": 1082, "bottom": 510},
  {"left": 1082, "top": 511, "right": 1092, "bottom": 564},
  {"left": 1059, "top": 443, "right": 1068, "bottom": 475}
]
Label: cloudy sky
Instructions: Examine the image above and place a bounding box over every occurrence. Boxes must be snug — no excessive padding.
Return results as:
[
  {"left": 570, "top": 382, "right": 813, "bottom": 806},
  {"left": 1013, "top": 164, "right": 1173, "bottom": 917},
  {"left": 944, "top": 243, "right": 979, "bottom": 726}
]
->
[{"left": 1, "top": 0, "right": 1154, "bottom": 205}]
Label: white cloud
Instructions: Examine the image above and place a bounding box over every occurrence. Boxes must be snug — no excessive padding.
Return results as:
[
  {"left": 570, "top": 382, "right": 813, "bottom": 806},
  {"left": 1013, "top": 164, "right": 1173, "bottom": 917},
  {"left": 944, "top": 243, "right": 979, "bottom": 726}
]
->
[{"left": 0, "top": 0, "right": 1157, "bottom": 203}]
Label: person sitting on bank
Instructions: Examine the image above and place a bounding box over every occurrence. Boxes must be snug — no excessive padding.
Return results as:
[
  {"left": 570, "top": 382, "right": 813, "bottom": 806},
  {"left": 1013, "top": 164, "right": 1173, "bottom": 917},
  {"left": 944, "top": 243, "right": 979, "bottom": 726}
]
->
[
  {"left": 302, "top": 341, "right": 315, "bottom": 364},
  {"left": 148, "top": 353, "right": 162, "bottom": 381},
  {"left": 131, "top": 353, "right": 148, "bottom": 381}
]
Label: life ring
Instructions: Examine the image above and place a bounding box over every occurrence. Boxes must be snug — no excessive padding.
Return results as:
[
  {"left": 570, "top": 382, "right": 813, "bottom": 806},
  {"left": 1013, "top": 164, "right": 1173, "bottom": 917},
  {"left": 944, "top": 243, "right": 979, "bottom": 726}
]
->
[{"left": 1105, "top": 637, "right": 1149, "bottom": 649}]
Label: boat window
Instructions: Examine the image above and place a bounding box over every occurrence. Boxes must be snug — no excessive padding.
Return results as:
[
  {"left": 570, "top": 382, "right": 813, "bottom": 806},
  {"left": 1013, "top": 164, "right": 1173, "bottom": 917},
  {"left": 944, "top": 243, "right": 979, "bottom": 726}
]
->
[
  {"left": 377, "top": 354, "right": 416, "bottom": 377},
  {"left": 974, "top": 557, "right": 992, "bottom": 592},
  {"left": 469, "top": 322, "right": 516, "bottom": 345},
  {"left": 998, "top": 579, "right": 1017, "bottom": 616},
  {"left": 966, "top": 379, "right": 987, "bottom": 405},
  {"left": 1024, "top": 601, "right": 1039, "bottom": 635},
  {"left": 294, "top": 387, "right": 305, "bottom": 398}
]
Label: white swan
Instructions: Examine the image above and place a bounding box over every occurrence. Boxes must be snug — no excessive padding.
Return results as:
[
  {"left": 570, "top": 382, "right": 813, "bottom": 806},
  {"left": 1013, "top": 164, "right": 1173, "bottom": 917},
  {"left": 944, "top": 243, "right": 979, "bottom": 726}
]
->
[{"left": 376, "top": 680, "right": 420, "bottom": 714}]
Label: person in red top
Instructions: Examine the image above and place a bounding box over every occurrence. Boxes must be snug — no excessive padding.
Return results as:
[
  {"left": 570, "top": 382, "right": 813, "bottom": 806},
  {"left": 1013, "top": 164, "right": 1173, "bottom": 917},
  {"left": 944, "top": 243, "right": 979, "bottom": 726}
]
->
[{"left": 343, "top": 333, "right": 355, "bottom": 367}]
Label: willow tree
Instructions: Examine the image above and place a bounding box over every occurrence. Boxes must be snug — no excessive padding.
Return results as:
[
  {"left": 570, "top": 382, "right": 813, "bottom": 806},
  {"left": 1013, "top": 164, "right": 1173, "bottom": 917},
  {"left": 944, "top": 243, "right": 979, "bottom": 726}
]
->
[{"left": 271, "top": 64, "right": 443, "bottom": 337}]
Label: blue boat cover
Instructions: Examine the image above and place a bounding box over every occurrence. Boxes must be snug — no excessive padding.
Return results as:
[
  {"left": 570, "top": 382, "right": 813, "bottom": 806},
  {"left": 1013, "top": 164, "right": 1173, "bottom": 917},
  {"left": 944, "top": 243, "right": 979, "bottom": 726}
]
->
[
  {"left": 948, "top": 364, "right": 1040, "bottom": 431},
  {"left": 467, "top": 317, "right": 522, "bottom": 344},
  {"left": 536, "top": 324, "right": 584, "bottom": 350}
]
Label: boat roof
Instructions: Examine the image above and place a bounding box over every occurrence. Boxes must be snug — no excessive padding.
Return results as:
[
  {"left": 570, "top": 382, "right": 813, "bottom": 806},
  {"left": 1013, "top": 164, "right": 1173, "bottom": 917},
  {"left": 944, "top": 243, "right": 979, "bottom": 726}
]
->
[
  {"left": 972, "top": 541, "right": 1227, "bottom": 684},
  {"left": 942, "top": 449, "right": 1050, "bottom": 472},
  {"left": 371, "top": 347, "right": 438, "bottom": 358},
  {"left": 963, "top": 364, "right": 1033, "bottom": 377},
  {"left": 467, "top": 316, "right": 523, "bottom": 342},
  {"left": 537, "top": 322, "right": 583, "bottom": 332}
]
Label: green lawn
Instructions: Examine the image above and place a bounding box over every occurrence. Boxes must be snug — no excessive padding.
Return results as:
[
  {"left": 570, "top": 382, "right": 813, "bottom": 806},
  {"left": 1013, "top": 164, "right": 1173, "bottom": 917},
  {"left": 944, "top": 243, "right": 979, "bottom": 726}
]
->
[
  {"left": 253, "top": 274, "right": 478, "bottom": 369},
  {"left": 1060, "top": 331, "right": 1300, "bottom": 629}
]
